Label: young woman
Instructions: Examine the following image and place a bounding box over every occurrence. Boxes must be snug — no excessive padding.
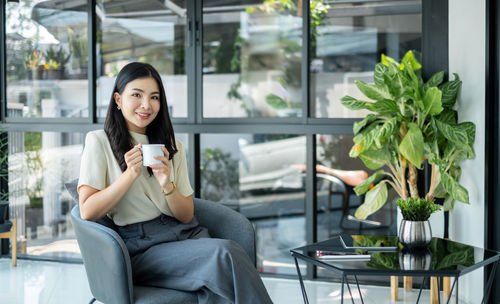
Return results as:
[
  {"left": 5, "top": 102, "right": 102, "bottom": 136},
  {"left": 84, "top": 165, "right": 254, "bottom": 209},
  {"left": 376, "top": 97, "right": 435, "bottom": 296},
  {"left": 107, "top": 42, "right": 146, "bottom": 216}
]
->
[{"left": 78, "top": 62, "right": 273, "bottom": 304}]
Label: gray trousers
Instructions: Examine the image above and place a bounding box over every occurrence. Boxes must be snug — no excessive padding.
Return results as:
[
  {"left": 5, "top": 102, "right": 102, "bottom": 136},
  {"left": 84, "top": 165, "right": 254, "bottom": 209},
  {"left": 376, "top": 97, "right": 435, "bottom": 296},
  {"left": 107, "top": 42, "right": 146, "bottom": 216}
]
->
[{"left": 117, "top": 214, "right": 273, "bottom": 304}]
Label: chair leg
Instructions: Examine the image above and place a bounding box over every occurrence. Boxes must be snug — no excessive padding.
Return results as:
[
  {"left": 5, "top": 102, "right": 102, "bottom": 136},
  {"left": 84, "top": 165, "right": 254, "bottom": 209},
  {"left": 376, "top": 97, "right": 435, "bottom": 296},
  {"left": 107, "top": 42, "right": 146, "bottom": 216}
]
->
[{"left": 11, "top": 218, "right": 16, "bottom": 267}]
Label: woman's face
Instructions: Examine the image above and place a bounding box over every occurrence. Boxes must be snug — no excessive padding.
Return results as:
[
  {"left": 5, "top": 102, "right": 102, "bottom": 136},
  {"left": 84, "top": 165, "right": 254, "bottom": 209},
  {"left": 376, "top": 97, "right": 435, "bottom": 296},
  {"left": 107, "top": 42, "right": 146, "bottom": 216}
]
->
[{"left": 114, "top": 77, "right": 161, "bottom": 134}]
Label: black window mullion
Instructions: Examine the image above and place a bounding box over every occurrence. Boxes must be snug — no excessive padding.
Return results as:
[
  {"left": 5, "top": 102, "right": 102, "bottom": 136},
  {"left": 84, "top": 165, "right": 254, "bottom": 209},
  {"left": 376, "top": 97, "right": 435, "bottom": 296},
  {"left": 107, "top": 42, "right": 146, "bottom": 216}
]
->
[
  {"left": 1, "top": 0, "right": 5, "bottom": 123},
  {"left": 305, "top": 134, "right": 317, "bottom": 280},
  {"left": 88, "top": 0, "right": 96, "bottom": 123}
]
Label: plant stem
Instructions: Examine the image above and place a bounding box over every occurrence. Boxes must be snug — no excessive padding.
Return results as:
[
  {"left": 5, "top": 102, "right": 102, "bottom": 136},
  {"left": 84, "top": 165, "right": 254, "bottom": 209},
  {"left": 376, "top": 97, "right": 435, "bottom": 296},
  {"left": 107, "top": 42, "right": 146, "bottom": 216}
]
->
[
  {"left": 382, "top": 171, "right": 403, "bottom": 194},
  {"left": 407, "top": 163, "right": 419, "bottom": 198},
  {"left": 425, "top": 164, "right": 439, "bottom": 201},
  {"left": 398, "top": 156, "right": 408, "bottom": 199}
]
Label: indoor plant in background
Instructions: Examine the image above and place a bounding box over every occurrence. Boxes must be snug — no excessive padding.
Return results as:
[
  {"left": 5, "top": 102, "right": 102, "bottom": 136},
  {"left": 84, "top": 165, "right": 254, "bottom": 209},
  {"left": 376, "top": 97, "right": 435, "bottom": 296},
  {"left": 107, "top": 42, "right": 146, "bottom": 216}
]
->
[{"left": 340, "top": 50, "right": 476, "bottom": 247}]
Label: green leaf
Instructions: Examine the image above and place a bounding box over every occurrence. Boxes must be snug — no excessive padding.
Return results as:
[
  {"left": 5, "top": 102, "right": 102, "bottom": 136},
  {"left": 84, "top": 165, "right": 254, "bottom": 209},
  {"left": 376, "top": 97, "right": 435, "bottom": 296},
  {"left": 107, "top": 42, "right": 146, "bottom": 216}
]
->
[
  {"left": 353, "top": 114, "right": 378, "bottom": 134},
  {"left": 378, "top": 117, "right": 398, "bottom": 142},
  {"left": 265, "top": 94, "right": 287, "bottom": 109},
  {"left": 381, "top": 54, "right": 397, "bottom": 66},
  {"left": 424, "top": 71, "right": 445, "bottom": 92},
  {"left": 434, "top": 119, "right": 468, "bottom": 146},
  {"left": 355, "top": 80, "right": 393, "bottom": 101},
  {"left": 440, "top": 73, "right": 462, "bottom": 107},
  {"left": 355, "top": 182, "right": 388, "bottom": 220},
  {"left": 374, "top": 63, "right": 387, "bottom": 86},
  {"left": 456, "top": 122, "right": 476, "bottom": 149},
  {"left": 437, "top": 109, "right": 458, "bottom": 125},
  {"left": 359, "top": 149, "right": 391, "bottom": 170},
  {"left": 440, "top": 169, "right": 469, "bottom": 204},
  {"left": 401, "top": 50, "right": 422, "bottom": 71},
  {"left": 373, "top": 99, "right": 398, "bottom": 114},
  {"left": 443, "top": 195, "right": 455, "bottom": 211},
  {"left": 354, "top": 170, "right": 386, "bottom": 195},
  {"left": 423, "top": 87, "right": 444, "bottom": 116},
  {"left": 399, "top": 122, "right": 424, "bottom": 169},
  {"left": 341, "top": 96, "right": 374, "bottom": 111}
]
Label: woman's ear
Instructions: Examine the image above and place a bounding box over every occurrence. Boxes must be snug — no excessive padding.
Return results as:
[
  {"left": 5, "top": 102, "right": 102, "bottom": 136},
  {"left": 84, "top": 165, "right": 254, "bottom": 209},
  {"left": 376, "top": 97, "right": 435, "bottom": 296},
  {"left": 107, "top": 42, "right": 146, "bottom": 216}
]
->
[{"left": 113, "top": 92, "right": 121, "bottom": 108}]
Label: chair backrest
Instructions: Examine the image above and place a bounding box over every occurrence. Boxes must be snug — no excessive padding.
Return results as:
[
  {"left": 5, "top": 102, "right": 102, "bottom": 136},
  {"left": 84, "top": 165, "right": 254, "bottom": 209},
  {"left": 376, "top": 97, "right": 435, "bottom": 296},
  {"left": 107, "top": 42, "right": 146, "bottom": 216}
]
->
[{"left": 71, "top": 205, "right": 134, "bottom": 304}]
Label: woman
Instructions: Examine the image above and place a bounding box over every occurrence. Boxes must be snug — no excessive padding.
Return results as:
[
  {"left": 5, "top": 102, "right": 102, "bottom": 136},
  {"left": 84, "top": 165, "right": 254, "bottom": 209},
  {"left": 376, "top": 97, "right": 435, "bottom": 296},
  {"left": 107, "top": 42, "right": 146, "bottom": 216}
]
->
[{"left": 78, "top": 62, "right": 273, "bottom": 304}]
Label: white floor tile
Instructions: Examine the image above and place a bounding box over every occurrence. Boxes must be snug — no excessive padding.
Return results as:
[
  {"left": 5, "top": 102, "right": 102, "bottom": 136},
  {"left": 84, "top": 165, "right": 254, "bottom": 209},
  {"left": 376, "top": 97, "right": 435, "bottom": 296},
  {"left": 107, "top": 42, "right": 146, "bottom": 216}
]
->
[{"left": 0, "top": 258, "right": 472, "bottom": 304}]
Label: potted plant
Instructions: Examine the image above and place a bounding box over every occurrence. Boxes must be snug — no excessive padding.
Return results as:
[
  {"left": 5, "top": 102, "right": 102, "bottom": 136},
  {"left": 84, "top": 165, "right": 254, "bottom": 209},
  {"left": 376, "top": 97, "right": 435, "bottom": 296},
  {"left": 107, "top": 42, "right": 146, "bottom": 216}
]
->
[
  {"left": 24, "top": 50, "right": 43, "bottom": 80},
  {"left": 44, "top": 45, "right": 70, "bottom": 79},
  {"left": 340, "top": 50, "right": 476, "bottom": 247}
]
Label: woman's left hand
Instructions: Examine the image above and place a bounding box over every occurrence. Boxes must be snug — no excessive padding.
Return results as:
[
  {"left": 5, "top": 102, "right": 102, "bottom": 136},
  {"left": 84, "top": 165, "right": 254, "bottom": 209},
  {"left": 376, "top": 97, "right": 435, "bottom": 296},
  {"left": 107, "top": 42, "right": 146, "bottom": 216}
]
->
[{"left": 148, "top": 146, "right": 171, "bottom": 190}]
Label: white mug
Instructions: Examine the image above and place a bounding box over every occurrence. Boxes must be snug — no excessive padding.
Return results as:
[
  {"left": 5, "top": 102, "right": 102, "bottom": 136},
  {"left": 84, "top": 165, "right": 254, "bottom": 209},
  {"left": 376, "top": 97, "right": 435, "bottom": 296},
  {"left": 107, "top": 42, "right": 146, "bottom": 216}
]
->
[{"left": 140, "top": 144, "right": 164, "bottom": 166}]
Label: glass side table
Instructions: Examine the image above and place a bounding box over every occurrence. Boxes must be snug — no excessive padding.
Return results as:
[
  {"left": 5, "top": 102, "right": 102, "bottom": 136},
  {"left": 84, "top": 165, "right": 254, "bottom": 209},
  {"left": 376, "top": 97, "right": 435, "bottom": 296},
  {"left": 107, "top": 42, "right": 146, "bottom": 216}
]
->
[{"left": 290, "top": 235, "right": 500, "bottom": 304}]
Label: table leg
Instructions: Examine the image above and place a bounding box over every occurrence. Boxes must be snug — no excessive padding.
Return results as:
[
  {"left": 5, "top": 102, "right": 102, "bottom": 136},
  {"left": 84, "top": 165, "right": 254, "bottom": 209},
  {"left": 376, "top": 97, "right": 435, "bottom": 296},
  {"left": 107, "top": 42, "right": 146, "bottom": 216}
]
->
[
  {"left": 354, "top": 275, "right": 365, "bottom": 304},
  {"left": 341, "top": 275, "right": 345, "bottom": 304},
  {"left": 456, "top": 277, "right": 458, "bottom": 304},
  {"left": 390, "top": 276, "right": 398, "bottom": 301},
  {"left": 404, "top": 276, "right": 413, "bottom": 291},
  {"left": 430, "top": 277, "right": 439, "bottom": 304},
  {"left": 416, "top": 277, "right": 427, "bottom": 303},
  {"left": 482, "top": 260, "right": 498, "bottom": 304},
  {"left": 445, "top": 277, "right": 458, "bottom": 304},
  {"left": 293, "top": 257, "right": 309, "bottom": 304},
  {"left": 344, "top": 275, "right": 355, "bottom": 304}
]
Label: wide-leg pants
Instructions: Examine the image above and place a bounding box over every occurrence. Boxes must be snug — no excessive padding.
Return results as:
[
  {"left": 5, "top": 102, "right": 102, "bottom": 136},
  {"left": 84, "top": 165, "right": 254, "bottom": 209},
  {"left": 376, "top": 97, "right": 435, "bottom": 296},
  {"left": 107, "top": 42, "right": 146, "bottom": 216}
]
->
[{"left": 117, "top": 214, "right": 273, "bottom": 304}]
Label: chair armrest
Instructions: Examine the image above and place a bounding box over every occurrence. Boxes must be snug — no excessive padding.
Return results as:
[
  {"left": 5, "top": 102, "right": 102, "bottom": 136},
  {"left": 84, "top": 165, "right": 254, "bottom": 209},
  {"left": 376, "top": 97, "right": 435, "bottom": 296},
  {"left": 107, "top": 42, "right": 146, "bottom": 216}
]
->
[
  {"left": 70, "top": 205, "right": 134, "bottom": 304},
  {"left": 194, "top": 198, "right": 256, "bottom": 266}
]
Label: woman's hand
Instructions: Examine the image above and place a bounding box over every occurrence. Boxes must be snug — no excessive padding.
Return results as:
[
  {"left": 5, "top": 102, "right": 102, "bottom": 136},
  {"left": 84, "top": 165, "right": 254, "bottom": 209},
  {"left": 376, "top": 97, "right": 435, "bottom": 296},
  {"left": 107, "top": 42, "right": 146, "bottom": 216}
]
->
[
  {"left": 124, "top": 143, "right": 143, "bottom": 179},
  {"left": 148, "top": 146, "right": 171, "bottom": 190}
]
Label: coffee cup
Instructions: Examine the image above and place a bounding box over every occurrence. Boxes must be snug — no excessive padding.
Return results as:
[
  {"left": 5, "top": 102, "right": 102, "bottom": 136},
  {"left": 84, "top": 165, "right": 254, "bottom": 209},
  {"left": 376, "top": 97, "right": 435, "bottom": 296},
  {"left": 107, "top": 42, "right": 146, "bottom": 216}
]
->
[{"left": 139, "top": 144, "right": 164, "bottom": 166}]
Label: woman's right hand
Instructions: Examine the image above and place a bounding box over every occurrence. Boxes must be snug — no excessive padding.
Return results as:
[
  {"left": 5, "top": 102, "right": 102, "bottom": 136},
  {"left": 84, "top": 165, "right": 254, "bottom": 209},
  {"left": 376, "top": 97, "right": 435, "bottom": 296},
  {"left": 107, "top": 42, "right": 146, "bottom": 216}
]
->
[{"left": 124, "top": 143, "right": 143, "bottom": 179}]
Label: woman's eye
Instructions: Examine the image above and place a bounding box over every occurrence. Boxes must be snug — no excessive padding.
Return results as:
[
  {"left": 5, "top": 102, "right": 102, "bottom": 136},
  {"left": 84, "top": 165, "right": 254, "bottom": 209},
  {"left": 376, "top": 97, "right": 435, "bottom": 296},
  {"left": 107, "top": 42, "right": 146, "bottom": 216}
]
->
[
  {"left": 152, "top": 96, "right": 159, "bottom": 100},
  {"left": 132, "top": 93, "right": 141, "bottom": 98}
]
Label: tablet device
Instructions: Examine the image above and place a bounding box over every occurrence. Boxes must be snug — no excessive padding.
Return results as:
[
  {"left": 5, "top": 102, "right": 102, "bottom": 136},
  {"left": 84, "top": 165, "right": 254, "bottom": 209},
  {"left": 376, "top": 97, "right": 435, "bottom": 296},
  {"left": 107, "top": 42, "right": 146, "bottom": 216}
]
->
[
  {"left": 340, "top": 235, "right": 398, "bottom": 252},
  {"left": 315, "top": 250, "right": 371, "bottom": 261}
]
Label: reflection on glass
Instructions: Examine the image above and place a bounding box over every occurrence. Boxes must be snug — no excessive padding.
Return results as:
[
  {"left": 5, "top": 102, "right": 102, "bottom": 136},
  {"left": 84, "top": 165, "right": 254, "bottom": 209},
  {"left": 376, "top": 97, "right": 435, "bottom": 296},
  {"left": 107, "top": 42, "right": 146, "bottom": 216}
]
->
[
  {"left": 8, "top": 131, "right": 84, "bottom": 259},
  {"left": 310, "top": 0, "right": 422, "bottom": 118},
  {"left": 6, "top": 0, "right": 89, "bottom": 118},
  {"left": 200, "top": 134, "right": 306, "bottom": 274},
  {"left": 96, "top": 0, "right": 187, "bottom": 118},
  {"left": 203, "top": 1, "right": 302, "bottom": 118},
  {"left": 315, "top": 134, "right": 397, "bottom": 243}
]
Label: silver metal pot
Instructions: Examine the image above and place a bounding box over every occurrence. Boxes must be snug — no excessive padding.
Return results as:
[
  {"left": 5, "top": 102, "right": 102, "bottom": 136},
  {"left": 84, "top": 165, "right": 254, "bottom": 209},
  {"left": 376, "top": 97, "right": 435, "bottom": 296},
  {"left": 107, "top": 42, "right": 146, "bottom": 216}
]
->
[
  {"left": 398, "top": 220, "right": 432, "bottom": 248},
  {"left": 399, "top": 248, "right": 432, "bottom": 270}
]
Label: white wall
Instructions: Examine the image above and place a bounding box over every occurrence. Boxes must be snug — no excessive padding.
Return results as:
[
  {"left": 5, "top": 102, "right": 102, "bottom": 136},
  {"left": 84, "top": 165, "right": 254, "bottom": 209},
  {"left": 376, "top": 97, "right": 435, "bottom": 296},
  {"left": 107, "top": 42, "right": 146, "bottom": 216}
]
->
[{"left": 449, "top": 0, "right": 485, "bottom": 303}]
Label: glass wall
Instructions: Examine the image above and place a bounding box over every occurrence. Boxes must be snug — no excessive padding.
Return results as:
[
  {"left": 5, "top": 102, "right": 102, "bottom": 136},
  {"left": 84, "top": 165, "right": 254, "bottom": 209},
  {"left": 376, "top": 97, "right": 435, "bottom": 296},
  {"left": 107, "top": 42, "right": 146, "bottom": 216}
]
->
[
  {"left": 96, "top": 0, "right": 188, "bottom": 118},
  {"left": 310, "top": 0, "right": 421, "bottom": 118},
  {"left": 202, "top": 1, "right": 303, "bottom": 118},
  {"left": 2, "top": 0, "right": 421, "bottom": 279},
  {"left": 200, "top": 134, "right": 307, "bottom": 275},
  {"left": 8, "top": 131, "right": 84, "bottom": 259},
  {"left": 6, "top": 0, "right": 89, "bottom": 118}
]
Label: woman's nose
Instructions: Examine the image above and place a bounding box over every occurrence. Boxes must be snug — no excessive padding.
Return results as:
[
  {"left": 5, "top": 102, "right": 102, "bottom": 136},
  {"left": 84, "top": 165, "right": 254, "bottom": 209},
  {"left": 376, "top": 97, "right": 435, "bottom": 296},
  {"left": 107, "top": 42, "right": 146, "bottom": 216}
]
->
[{"left": 141, "top": 98, "right": 151, "bottom": 109}]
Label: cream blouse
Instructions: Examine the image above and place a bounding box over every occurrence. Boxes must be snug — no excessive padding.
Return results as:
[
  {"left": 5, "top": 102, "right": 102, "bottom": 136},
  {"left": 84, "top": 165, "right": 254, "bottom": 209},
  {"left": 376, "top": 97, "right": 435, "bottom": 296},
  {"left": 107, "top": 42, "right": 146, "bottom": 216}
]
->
[{"left": 77, "top": 130, "right": 194, "bottom": 226}]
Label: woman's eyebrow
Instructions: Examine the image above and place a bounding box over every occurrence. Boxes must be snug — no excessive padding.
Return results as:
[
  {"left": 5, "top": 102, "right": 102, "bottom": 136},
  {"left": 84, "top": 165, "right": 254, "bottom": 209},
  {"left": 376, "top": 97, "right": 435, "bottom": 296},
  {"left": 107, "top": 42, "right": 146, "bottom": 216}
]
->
[{"left": 131, "top": 88, "right": 160, "bottom": 95}]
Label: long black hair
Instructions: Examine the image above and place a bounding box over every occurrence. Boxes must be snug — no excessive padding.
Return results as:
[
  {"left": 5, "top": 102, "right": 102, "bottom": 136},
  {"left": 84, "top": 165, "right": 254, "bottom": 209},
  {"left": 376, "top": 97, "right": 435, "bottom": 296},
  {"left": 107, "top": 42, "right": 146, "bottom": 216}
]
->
[{"left": 104, "top": 62, "right": 177, "bottom": 174}]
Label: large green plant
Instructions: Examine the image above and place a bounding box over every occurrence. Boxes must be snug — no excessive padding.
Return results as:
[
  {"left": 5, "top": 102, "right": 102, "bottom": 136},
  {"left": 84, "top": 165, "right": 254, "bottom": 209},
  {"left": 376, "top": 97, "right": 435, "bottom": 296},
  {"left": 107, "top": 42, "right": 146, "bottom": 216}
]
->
[{"left": 341, "top": 51, "right": 475, "bottom": 219}]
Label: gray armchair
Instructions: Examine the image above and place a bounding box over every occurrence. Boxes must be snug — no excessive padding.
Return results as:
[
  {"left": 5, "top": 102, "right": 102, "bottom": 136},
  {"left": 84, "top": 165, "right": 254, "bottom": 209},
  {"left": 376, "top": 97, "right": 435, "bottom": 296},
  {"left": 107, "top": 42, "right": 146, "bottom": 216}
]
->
[{"left": 65, "top": 180, "right": 256, "bottom": 304}]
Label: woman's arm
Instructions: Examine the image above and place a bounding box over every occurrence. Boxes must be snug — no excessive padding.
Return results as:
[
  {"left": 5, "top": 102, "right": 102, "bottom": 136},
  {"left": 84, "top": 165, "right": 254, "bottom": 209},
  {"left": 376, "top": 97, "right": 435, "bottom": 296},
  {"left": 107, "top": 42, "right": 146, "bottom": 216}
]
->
[
  {"left": 149, "top": 146, "right": 194, "bottom": 224},
  {"left": 78, "top": 143, "right": 143, "bottom": 221}
]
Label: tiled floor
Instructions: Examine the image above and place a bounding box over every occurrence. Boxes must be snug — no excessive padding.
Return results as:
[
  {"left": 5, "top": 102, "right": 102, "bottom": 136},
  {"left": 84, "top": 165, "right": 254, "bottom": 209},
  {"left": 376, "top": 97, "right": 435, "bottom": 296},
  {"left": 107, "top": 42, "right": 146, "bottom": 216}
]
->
[{"left": 0, "top": 258, "right": 467, "bottom": 304}]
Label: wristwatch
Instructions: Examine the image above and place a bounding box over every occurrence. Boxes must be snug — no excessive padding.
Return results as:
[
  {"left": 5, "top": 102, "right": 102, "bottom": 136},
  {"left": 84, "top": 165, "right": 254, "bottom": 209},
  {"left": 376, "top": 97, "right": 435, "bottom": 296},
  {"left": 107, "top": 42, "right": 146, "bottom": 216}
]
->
[{"left": 162, "top": 182, "right": 176, "bottom": 196}]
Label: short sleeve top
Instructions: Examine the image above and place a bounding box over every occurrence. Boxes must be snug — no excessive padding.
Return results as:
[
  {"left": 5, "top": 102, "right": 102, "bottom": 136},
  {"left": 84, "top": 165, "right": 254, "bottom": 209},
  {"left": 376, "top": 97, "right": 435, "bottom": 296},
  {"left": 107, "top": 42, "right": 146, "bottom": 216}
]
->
[{"left": 77, "top": 130, "right": 193, "bottom": 226}]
